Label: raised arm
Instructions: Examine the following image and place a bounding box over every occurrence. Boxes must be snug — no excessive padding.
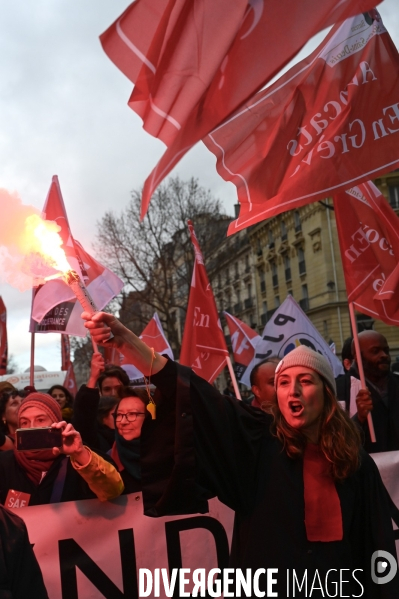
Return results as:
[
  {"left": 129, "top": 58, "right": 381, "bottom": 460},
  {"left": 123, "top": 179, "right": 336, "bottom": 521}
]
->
[{"left": 82, "top": 312, "right": 167, "bottom": 375}]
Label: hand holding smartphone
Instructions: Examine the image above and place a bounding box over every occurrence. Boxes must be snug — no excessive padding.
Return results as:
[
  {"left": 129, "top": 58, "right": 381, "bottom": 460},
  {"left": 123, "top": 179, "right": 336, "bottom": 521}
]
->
[{"left": 16, "top": 427, "right": 63, "bottom": 451}]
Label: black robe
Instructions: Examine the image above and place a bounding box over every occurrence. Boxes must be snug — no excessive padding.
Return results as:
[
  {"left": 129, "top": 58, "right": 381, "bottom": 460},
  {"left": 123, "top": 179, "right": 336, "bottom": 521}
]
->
[{"left": 141, "top": 359, "right": 399, "bottom": 598}]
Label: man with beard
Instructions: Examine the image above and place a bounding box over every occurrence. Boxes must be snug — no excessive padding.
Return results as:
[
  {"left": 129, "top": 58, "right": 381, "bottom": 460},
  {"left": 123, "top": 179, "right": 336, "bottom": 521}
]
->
[{"left": 336, "top": 330, "right": 399, "bottom": 453}]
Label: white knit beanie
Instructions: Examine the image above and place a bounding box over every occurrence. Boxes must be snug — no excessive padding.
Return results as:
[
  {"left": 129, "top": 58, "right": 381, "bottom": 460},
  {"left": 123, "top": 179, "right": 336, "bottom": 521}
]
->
[{"left": 274, "top": 345, "right": 336, "bottom": 394}]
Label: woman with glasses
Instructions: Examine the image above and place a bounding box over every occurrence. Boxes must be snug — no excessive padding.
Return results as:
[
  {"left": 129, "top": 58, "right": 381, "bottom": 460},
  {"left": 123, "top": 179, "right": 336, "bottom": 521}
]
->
[{"left": 108, "top": 386, "right": 148, "bottom": 493}]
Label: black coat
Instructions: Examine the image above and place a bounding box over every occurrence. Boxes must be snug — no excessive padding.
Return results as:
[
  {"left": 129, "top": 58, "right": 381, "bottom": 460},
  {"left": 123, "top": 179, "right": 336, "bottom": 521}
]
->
[
  {"left": 0, "top": 505, "right": 48, "bottom": 598},
  {"left": 141, "top": 359, "right": 399, "bottom": 598},
  {"left": 336, "top": 369, "right": 399, "bottom": 453},
  {"left": 0, "top": 451, "right": 107, "bottom": 506},
  {"left": 73, "top": 385, "right": 115, "bottom": 453}
]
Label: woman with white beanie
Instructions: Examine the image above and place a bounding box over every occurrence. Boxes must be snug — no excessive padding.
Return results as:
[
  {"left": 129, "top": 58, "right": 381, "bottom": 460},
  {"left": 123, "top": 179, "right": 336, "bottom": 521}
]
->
[{"left": 84, "top": 312, "right": 399, "bottom": 598}]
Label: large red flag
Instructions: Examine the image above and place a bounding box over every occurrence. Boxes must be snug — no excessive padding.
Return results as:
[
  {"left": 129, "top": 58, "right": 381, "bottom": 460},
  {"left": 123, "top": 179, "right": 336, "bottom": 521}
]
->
[
  {"left": 0, "top": 298, "right": 7, "bottom": 375},
  {"left": 29, "top": 176, "right": 124, "bottom": 337},
  {"left": 203, "top": 10, "right": 399, "bottom": 234},
  {"left": 334, "top": 180, "right": 399, "bottom": 326},
  {"left": 100, "top": 0, "right": 381, "bottom": 217},
  {"left": 180, "top": 221, "right": 228, "bottom": 383},
  {"left": 120, "top": 313, "right": 174, "bottom": 382}
]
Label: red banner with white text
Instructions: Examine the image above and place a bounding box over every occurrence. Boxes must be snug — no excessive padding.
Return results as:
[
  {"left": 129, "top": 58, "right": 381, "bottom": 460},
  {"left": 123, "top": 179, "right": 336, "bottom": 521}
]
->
[
  {"left": 203, "top": 10, "right": 399, "bottom": 234},
  {"left": 334, "top": 180, "right": 399, "bottom": 326},
  {"left": 100, "top": 0, "right": 381, "bottom": 217},
  {"left": 180, "top": 221, "right": 228, "bottom": 383}
]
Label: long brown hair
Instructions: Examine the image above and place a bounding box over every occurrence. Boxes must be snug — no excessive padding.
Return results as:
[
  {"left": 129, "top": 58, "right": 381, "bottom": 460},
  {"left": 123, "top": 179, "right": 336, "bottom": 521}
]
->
[{"left": 272, "top": 380, "right": 361, "bottom": 481}]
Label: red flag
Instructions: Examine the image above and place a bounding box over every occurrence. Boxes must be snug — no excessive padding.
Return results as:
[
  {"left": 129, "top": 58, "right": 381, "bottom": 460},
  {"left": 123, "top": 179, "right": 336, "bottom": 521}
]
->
[
  {"left": 180, "top": 221, "right": 228, "bottom": 383},
  {"left": 29, "top": 176, "right": 124, "bottom": 337},
  {"left": 63, "top": 361, "right": 78, "bottom": 397},
  {"left": 61, "top": 335, "right": 70, "bottom": 371},
  {"left": 203, "top": 10, "right": 399, "bottom": 234},
  {"left": 100, "top": 0, "right": 381, "bottom": 218},
  {"left": 334, "top": 180, "right": 399, "bottom": 326},
  {"left": 120, "top": 313, "right": 173, "bottom": 381},
  {"left": 224, "top": 312, "right": 262, "bottom": 387},
  {"left": 0, "top": 297, "right": 7, "bottom": 375},
  {"left": 104, "top": 346, "right": 121, "bottom": 367}
]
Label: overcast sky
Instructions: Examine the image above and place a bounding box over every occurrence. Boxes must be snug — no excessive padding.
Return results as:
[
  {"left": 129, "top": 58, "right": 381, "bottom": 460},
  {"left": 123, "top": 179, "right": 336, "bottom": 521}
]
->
[{"left": 0, "top": 0, "right": 398, "bottom": 374}]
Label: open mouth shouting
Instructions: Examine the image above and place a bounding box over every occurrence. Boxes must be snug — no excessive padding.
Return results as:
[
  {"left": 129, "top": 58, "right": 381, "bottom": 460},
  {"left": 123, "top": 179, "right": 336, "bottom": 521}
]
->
[{"left": 288, "top": 400, "right": 304, "bottom": 416}]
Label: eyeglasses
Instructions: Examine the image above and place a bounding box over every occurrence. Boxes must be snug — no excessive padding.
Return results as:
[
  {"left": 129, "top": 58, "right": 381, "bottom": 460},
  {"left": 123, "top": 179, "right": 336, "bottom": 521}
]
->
[{"left": 115, "top": 412, "right": 146, "bottom": 423}]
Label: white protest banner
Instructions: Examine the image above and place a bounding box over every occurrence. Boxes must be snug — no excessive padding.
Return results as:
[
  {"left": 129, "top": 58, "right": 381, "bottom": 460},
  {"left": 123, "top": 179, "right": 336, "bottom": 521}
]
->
[
  {"left": 260, "top": 295, "right": 344, "bottom": 377},
  {"left": 19, "top": 494, "right": 234, "bottom": 599}
]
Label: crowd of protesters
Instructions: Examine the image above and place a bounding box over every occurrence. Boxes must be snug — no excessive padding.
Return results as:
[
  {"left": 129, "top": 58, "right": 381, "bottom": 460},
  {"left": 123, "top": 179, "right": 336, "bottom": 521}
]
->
[{"left": 1, "top": 323, "right": 399, "bottom": 597}]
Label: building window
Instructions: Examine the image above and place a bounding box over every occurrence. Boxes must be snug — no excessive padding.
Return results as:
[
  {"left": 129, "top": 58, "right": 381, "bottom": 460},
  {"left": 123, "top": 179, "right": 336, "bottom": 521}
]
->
[
  {"left": 245, "top": 254, "right": 250, "bottom": 271},
  {"left": 294, "top": 210, "right": 302, "bottom": 232},
  {"left": 298, "top": 247, "right": 306, "bottom": 275},
  {"left": 281, "top": 220, "right": 287, "bottom": 241},
  {"left": 235, "top": 262, "right": 239, "bottom": 277},
  {"left": 268, "top": 229, "right": 274, "bottom": 245},
  {"left": 226, "top": 268, "right": 230, "bottom": 283},
  {"left": 275, "top": 295, "right": 280, "bottom": 308},
  {"left": 389, "top": 184, "right": 399, "bottom": 210},
  {"left": 356, "top": 314, "right": 374, "bottom": 332},
  {"left": 284, "top": 255, "right": 291, "bottom": 282},
  {"left": 260, "top": 270, "right": 266, "bottom": 293},
  {"left": 272, "top": 262, "right": 278, "bottom": 288},
  {"left": 299, "top": 284, "right": 309, "bottom": 311}
]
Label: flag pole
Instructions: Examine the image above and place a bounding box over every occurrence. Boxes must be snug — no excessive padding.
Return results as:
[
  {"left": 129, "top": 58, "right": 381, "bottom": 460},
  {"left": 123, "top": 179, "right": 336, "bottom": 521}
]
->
[
  {"left": 29, "top": 332, "right": 35, "bottom": 387},
  {"left": 226, "top": 355, "right": 242, "bottom": 400},
  {"left": 348, "top": 302, "right": 376, "bottom": 443}
]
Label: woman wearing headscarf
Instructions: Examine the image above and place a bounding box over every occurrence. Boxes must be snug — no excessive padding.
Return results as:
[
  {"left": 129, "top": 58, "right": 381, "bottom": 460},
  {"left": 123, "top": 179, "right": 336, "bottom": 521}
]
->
[
  {"left": 83, "top": 311, "right": 399, "bottom": 599},
  {"left": 0, "top": 392, "right": 124, "bottom": 506}
]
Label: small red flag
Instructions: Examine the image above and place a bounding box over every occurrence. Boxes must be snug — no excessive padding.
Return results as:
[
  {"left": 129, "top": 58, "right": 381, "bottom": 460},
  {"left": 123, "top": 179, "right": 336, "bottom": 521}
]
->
[
  {"left": 224, "top": 312, "right": 261, "bottom": 387},
  {"left": 334, "top": 180, "right": 399, "bottom": 326},
  {"left": 61, "top": 335, "right": 70, "bottom": 371},
  {"left": 63, "top": 361, "right": 78, "bottom": 397},
  {"left": 120, "top": 313, "right": 174, "bottom": 381},
  {"left": 100, "top": 0, "right": 381, "bottom": 217},
  {"left": 203, "top": 10, "right": 399, "bottom": 234},
  {"left": 104, "top": 346, "right": 121, "bottom": 367},
  {"left": 180, "top": 221, "right": 228, "bottom": 383},
  {"left": 0, "top": 297, "right": 7, "bottom": 376}
]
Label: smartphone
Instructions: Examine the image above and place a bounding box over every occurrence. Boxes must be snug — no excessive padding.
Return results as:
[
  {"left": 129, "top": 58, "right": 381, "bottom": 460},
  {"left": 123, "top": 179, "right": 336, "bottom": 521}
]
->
[{"left": 16, "top": 427, "right": 63, "bottom": 451}]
